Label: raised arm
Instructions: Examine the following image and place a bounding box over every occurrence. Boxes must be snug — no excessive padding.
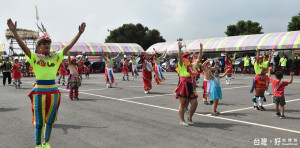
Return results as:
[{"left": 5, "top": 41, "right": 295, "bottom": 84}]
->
[
  {"left": 7, "top": 19, "right": 31, "bottom": 58},
  {"left": 159, "top": 49, "right": 167, "bottom": 59},
  {"left": 112, "top": 52, "right": 120, "bottom": 61},
  {"left": 210, "top": 59, "right": 218, "bottom": 70},
  {"left": 256, "top": 48, "right": 260, "bottom": 62},
  {"left": 196, "top": 43, "right": 204, "bottom": 65},
  {"left": 76, "top": 52, "right": 85, "bottom": 64},
  {"left": 201, "top": 59, "right": 210, "bottom": 68},
  {"left": 289, "top": 72, "right": 294, "bottom": 84},
  {"left": 67, "top": 52, "right": 71, "bottom": 65},
  {"left": 63, "top": 22, "right": 86, "bottom": 55},
  {"left": 178, "top": 42, "right": 183, "bottom": 67},
  {"left": 232, "top": 53, "right": 236, "bottom": 60},
  {"left": 268, "top": 49, "right": 275, "bottom": 64},
  {"left": 220, "top": 69, "right": 230, "bottom": 78}
]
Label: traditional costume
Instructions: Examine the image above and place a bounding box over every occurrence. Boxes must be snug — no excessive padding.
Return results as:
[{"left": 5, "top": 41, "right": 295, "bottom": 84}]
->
[
  {"left": 58, "top": 62, "right": 67, "bottom": 85},
  {"left": 131, "top": 59, "right": 139, "bottom": 77},
  {"left": 12, "top": 60, "right": 23, "bottom": 88},
  {"left": 154, "top": 58, "right": 165, "bottom": 84},
  {"left": 105, "top": 58, "right": 115, "bottom": 87},
  {"left": 175, "top": 53, "right": 198, "bottom": 99},
  {"left": 122, "top": 57, "right": 129, "bottom": 81},
  {"left": 140, "top": 54, "right": 154, "bottom": 93},
  {"left": 68, "top": 61, "right": 81, "bottom": 100},
  {"left": 26, "top": 43, "right": 64, "bottom": 146},
  {"left": 225, "top": 58, "right": 233, "bottom": 84}
]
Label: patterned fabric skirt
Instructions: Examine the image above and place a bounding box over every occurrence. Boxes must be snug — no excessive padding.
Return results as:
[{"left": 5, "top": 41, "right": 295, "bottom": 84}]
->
[
  {"left": 175, "top": 77, "right": 198, "bottom": 99},
  {"left": 69, "top": 75, "right": 81, "bottom": 88},
  {"left": 28, "top": 80, "right": 61, "bottom": 126},
  {"left": 142, "top": 69, "right": 152, "bottom": 91}
]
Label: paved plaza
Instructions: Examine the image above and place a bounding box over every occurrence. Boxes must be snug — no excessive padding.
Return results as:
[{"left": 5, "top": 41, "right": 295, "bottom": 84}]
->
[{"left": 0, "top": 72, "right": 299, "bottom": 148}]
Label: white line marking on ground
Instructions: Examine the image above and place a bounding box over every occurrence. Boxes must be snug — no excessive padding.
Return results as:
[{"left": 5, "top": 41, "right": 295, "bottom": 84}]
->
[
  {"left": 122, "top": 85, "right": 251, "bottom": 100},
  {"left": 21, "top": 80, "right": 300, "bottom": 134},
  {"left": 80, "top": 88, "right": 107, "bottom": 92},
  {"left": 70, "top": 90, "right": 300, "bottom": 134},
  {"left": 221, "top": 98, "right": 300, "bottom": 114},
  {"left": 122, "top": 93, "right": 174, "bottom": 100}
]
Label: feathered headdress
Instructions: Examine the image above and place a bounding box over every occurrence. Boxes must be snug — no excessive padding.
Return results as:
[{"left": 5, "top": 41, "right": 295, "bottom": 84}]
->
[{"left": 36, "top": 22, "right": 51, "bottom": 45}]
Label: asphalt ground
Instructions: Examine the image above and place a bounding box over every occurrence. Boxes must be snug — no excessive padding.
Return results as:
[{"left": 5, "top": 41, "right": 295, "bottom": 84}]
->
[{"left": 0, "top": 72, "right": 299, "bottom": 148}]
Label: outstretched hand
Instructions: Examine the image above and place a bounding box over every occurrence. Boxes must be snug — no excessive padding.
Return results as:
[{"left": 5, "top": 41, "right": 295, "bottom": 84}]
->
[
  {"left": 7, "top": 19, "right": 17, "bottom": 31},
  {"left": 178, "top": 41, "right": 183, "bottom": 49},
  {"left": 79, "top": 22, "right": 86, "bottom": 34},
  {"left": 200, "top": 43, "right": 203, "bottom": 49}
]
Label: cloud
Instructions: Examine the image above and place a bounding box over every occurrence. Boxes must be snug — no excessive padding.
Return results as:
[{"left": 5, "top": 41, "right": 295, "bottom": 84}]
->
[{"left": 162, "top": 0, "right": 190, "bottom": 24}]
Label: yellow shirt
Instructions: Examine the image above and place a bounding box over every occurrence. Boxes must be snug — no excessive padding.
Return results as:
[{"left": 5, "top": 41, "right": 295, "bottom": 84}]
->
[
  {"left": 280, "top": 58, "right": 287, "bottom": 67},
  {"left": 178, "top": 62, "right": 191, "bottom": 77},
  {"left": 25, "top": 50, "right": 64, "bottom": 80},
  {"left": 243, "top": 58, "right": 250, "bottom": 66},
  {"left": 254, "top": 62, "right": 263, "bottom": 75}
]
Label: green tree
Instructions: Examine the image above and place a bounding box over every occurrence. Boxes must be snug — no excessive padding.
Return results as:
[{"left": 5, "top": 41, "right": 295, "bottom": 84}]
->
[
  {"left": 225, "top": 20, "right": 263, "bottom": 36},
  {"left": 288, "top": 12, "right": 300, "bottom": 31},
  {"left": 105, "top": 23, "right": 166, "bottom": 50}
]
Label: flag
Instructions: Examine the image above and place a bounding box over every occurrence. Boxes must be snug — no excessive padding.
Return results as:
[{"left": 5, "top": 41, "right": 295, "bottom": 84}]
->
[{"left": 35, "top": 5, "right": 40, "bottom": 21}]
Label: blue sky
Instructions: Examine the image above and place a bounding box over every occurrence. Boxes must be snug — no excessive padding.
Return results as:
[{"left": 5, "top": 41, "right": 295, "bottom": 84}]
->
[{"left": 0, "top": 0, "right": 299, "bottom": 51}]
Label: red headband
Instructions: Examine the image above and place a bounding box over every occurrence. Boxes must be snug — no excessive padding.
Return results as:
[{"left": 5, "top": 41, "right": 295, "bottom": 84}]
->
[{"left": 182, "top": 52, "right": 190, "bottom": 58}]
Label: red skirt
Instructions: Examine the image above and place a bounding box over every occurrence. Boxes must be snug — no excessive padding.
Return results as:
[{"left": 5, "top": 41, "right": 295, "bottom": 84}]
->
[
  {"left": 12, "top": 71, "right": 22, "bottom": 79},
  {"left": 78, "top": 67, "right": 84, "bottom": 73},
  {"left": 226, "top": 65, "right": 233, "bottom": 74},
  {"left": 142, "top": 69, "right": 152, "bottom": 91},
  {"left": 59, "top": 69, "right": 66, "bottom": 75},
  {"left": 122, "top": 66, "right": 129, "bottom": 74}
]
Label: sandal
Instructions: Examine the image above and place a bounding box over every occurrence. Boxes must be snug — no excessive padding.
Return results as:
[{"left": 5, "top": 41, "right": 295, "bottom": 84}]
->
[
  {"left": 211, "top": 112, "right": 219, "bottom": 116},
  {"left": 180, "top": 121, "right": 189, "bottom": 126}
]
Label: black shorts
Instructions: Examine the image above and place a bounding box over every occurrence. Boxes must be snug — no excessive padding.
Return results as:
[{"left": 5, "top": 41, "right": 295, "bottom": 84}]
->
[{"left": 273, "top": 96, "right": 286, "bottom": 106}]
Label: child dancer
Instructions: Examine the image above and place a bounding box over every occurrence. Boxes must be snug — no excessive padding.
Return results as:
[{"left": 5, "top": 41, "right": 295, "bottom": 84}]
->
[
  {"left": 122, "top": 55, "right": 130, "bottom": 81},
  {"left": 131, "top": 53, "right": 139, "bottom": 78},
  {"left": 210, "top": 69, "right": 229, "bottom": 115},
  {"left": 7, "top": 18, "right": 86, "bottom": 148},
  {"left": 12, "top": 57, "right": 22, "bottom": 89},
  {"left": 202, "top": 59, "right": 218, "bottom": 105},
  {"left": 251, "top": 67, "right": 269, "bottom": 111},
  {"left": 77, "top": 55, "right": 84, "bottom": 81},
  {"left": 68, "top": 52, "right": 84, "bottom": 100},
  {"left": 224, "top": 53, "right": 236, "bottom": 84},
  {"left": 101, "top": 50, "right": 120, "bottom": 88},
  {"left": 84, "top": 58, "right": 91, "bottom": 79},
  {"left": 58, "top": 60, "right": 67, "bottom": 85},
  {"left": 268, "top": 68, "right": 293, "bottom": 119},
  {"left": 251, "top": 48, "right": 274, "bottom": 110},
  {"left": 84, "top": 65, "right": 90, "bottom": 79},
  {"left": 153, "top": 48, "right": 167, "bottom": 85}
]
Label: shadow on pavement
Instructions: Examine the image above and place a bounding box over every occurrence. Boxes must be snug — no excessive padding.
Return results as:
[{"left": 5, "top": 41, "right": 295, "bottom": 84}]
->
[
  {"left": 0, "top": 107, "right": 18, "bottom": 112},
  {"left": 54, "top": 123, "right": 108, "bottom": 134},
  {"left": 192, "top": 122, "right": 249, "bottom": 131}
]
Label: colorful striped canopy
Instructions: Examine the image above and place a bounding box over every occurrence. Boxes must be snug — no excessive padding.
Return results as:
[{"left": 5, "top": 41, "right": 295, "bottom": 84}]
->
[
  {"left": 87, "top": 56, "right": 101, "bottom": 62},
  {"left": 147, "top": 31, "right": 300, "bottom": 54},
  {"left": 51, "top": 42, "right": 144, "bottom": 56},
  {"left": 0, "top": 41, "right": 6, "bottom": 55}
]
